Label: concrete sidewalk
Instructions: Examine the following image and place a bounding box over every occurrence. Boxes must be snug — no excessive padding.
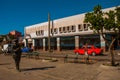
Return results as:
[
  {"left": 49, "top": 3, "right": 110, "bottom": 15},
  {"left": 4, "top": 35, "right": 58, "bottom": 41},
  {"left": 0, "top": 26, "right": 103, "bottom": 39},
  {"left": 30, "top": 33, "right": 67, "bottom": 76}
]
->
[{"left": 0, "top": 54, "right": 120, "bottom": 80}]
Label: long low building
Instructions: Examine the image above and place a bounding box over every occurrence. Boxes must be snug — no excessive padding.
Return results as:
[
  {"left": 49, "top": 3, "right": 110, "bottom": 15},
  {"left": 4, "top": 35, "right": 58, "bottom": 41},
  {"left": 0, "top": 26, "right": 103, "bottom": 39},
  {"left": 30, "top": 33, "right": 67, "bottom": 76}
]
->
[{"left": 24, "top": 6, "right": 120, "bottom": 52}]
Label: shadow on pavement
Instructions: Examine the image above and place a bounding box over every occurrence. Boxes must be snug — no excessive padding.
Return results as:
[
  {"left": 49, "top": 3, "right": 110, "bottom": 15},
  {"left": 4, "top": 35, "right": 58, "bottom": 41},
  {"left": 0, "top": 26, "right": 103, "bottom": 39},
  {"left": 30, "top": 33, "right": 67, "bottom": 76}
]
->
[
  {"left": 21, "top": 66, "right": 56, "bottom": 71},
  {"left": 67, "top": 61, "right": 95, "bottom": 65},
  {"left": 0, "top": 63, "right": 11, "bottom": 65}
]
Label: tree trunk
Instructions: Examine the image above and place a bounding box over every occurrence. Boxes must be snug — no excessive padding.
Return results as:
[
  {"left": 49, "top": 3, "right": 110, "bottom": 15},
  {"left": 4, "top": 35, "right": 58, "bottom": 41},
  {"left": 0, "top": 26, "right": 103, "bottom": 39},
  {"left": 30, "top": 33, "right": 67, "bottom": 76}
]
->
[
  {"left": 109, "top": 38, "right": 116, "bottom": 66},
  {"left": 110, "top": 48, "right": 115, "bottom": 66}
]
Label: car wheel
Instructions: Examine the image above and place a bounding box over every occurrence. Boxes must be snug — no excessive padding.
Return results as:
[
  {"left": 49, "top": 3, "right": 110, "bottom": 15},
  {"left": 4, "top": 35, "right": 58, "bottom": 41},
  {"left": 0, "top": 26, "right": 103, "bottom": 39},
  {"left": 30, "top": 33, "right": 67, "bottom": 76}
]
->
[{"left": 92, "top": 52, "right": 96, "bottom": 56}]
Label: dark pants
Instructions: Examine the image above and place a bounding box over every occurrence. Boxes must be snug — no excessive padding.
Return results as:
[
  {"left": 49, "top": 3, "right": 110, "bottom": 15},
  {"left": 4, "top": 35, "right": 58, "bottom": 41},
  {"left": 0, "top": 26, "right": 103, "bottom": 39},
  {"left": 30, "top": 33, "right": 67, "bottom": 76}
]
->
[{"left": 13, "top": 52, "right": 21, "bottom": 70}]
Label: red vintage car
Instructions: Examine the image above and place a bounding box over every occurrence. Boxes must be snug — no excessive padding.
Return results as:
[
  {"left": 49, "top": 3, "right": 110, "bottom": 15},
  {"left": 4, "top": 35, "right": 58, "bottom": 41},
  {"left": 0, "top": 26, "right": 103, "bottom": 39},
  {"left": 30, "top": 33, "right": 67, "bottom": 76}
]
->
[{"left": 74, "top": 45, "right": 103, "bottom": 56}]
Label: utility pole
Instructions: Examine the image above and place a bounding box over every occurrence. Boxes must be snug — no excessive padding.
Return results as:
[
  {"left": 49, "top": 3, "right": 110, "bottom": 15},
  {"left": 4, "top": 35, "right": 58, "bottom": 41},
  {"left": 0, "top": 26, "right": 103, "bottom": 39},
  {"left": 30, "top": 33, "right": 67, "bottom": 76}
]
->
[
  {"left": 52, "top": 20, "right": 54, "bottom": 36},
  {"left": 51, "top": 20, "right": 54, "bottom": 52},
  {"left": 48, "top": 13, "right": 51, "bottom": 52}
]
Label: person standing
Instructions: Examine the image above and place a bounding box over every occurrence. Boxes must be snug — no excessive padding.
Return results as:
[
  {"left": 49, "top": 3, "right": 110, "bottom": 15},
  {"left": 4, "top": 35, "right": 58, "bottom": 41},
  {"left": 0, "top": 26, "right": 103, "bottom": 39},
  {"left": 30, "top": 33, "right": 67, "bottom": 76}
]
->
[
  {"left": 84, "top": 43, "right": 88, "bottom": 55},
  {"left": 84, "top": 43, "right": 89, "bottom": 64},
  {"left": 12, "top": 39, "right": 22, "bottom": 72}
]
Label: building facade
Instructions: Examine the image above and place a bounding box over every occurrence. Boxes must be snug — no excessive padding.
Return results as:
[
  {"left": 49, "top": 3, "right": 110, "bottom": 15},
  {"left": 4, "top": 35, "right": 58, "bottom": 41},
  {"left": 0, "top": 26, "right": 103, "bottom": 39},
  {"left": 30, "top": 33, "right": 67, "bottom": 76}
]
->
[{"left": 24, "top": 6, "right": 120, "bottom": 52}]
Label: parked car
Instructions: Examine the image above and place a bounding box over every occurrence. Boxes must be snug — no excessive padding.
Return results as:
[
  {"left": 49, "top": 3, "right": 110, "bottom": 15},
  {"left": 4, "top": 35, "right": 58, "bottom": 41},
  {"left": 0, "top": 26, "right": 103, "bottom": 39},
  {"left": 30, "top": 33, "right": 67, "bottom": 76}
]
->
[
  {"left": 74, "top": 45, "right": 103, "bottom": 56},
  {"left": 21, "top": 47, "right": 33, "bottom": 53}
]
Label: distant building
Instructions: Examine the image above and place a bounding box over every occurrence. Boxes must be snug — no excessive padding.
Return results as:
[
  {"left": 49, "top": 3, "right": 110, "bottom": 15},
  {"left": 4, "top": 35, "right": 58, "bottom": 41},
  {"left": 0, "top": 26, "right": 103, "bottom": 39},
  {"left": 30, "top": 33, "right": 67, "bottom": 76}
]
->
[
  {"left": 9, "top": 30, "right": 22, "bottom": 38},
  {"left": 24, "top": 6, "right": 120, "bottom": 52}
]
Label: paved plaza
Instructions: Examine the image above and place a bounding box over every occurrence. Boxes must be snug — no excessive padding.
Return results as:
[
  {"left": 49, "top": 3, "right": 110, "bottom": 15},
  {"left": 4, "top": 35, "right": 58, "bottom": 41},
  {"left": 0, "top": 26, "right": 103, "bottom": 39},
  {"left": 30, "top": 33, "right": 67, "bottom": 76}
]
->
[{"left": 0, "top": 53, "right": 120, "bottom": 80}]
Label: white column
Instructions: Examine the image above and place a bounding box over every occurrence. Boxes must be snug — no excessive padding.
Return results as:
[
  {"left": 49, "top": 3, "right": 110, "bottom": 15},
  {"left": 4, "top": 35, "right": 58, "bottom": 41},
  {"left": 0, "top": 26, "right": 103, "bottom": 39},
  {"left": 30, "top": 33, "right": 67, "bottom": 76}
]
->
[
  {"left": 57, "top": 37, "right": 60, "bottom": 51},
  {"left": 32, "top": 39, "right": 36, "bottom": 50},
  {"left": 75, "top": 24, "right": 79, "bottom": 32},
  {"left": 24, "top": 39, "right": 28, "bottom": 47},
  {"left": 75, "top": 36, "right": 79, "bottom": 49},
  {"left": 32, "top": 39, "right": 35, "bottom": 46},
  {"left": 43, "top": 38, "right": 46, "bottom": 51}
]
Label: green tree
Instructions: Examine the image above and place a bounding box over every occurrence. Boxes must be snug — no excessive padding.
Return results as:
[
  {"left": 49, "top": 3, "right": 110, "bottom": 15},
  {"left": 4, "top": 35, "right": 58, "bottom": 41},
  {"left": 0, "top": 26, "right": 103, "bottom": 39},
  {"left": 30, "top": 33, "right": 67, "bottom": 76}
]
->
[
  {"left": 115, "top": 6, "right": 120, "bottom": 38},
  {"left": 84, "top": 5, "right": 120, "bottom": 66}
]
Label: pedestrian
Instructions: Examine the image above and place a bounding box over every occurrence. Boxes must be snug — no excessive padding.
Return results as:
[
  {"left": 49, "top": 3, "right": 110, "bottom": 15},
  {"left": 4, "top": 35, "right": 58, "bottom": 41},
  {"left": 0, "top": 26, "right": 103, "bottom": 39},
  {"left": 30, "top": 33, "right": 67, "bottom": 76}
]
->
[
  {"left": 84, "top": 43, "right": 88, "bottom": 55},
  {"left": 84, "top": 43, "right": 89, "bottom": 64},
  {"left": 12, "top": 39, "right": 22, "bottom": 72}
]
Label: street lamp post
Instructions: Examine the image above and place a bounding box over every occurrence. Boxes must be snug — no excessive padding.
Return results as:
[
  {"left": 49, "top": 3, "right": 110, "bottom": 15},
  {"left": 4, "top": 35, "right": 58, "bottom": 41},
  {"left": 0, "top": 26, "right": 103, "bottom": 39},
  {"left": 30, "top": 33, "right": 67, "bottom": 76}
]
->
[{"left": 48, "top": 13, "right": 51, "bottom": 52}]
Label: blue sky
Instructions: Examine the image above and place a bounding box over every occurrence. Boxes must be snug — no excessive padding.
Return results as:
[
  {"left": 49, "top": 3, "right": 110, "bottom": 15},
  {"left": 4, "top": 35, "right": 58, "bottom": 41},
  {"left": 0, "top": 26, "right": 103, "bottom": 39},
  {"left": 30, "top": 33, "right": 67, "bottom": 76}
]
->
[{"left": 0, "top": 0, "right": 120, "bottom": 35}]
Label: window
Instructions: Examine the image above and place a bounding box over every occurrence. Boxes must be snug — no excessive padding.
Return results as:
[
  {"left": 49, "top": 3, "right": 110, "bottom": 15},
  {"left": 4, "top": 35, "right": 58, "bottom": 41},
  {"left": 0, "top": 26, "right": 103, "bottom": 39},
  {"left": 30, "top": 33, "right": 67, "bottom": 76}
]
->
[
  {"left": 71, "top": 25, "right": 76, "bottom": 32},
  {"left": 41, "top": 30, "right": 44, "bottom": 35},
  {"left": 54, "top": 28, "right": 58, "bottom": 34},
  {"left": 67, "top": 26, "right": 71, "bottom": 32},
  {"left": 38, "top": 31, "right": 40, "bottom": 36},
  {"left": 59, "top": 27, "right": 62, "bottom": 33},
  {"left": 63, "top": 27, "right": 65, "bottom": 32},
  {"left": 51, "top": 28, "right": 53, "bottom": 34},
  {"left": 78, "top": 24, "right": 83, "bottom": 31},
  {"left": 36, "top": 31, "right": 38, "bottom": 36},
  {"left": 65, "top": 27, "right": 67, "bottom": 33},
  {"left": 63, "top": 27, "right": 67, "bottom": 33},
  {"left": 84, "top": 24, "right": 88, "bottom": 31},
  {"left": 67, "top": 26, "right": 69, "bottom": 31},
  {"left": 36, "top": 30, "right": 44, "bottom": 36}
]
